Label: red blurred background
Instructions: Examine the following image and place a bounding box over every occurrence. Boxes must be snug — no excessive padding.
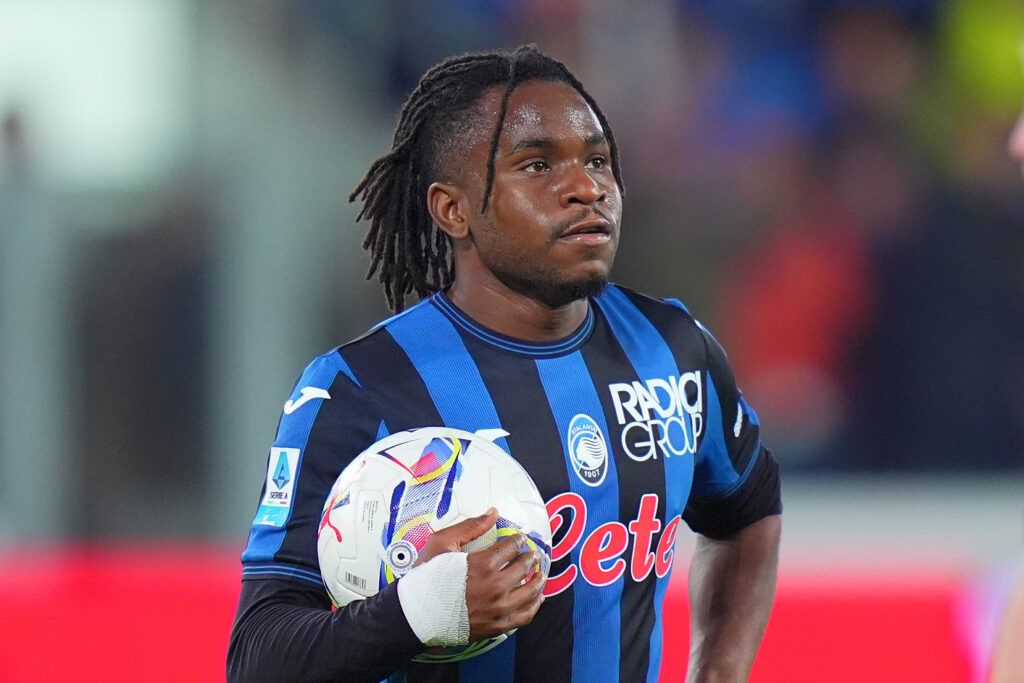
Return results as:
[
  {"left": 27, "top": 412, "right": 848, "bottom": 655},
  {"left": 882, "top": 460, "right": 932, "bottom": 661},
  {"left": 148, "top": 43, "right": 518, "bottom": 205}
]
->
[{"left": 0, "top": 545, "right": 975, "bottom": 683}]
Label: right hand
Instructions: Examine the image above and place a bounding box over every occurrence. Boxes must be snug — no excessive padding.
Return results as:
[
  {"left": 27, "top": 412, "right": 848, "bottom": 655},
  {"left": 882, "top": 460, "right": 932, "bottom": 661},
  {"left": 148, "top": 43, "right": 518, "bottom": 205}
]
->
[{"left": 416, "top": 508, "right": 546, "bottom": 642}]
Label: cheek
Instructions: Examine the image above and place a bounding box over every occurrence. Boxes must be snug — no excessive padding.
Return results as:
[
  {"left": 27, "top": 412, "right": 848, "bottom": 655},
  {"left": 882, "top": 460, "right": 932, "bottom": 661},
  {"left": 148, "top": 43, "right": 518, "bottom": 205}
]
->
[
  {"left": 491, "top": 186, "right": 553, "bottom": 236},
  {"left": 602, "top": 185, "right": 623, "bottom": 221}
]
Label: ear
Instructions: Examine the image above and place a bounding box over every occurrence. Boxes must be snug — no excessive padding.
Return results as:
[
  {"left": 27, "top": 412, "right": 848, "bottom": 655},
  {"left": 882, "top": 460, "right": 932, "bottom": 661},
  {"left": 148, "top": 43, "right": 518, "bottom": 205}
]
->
[{"left": 427, "top": 182, "right": 470, "bottom": 240}]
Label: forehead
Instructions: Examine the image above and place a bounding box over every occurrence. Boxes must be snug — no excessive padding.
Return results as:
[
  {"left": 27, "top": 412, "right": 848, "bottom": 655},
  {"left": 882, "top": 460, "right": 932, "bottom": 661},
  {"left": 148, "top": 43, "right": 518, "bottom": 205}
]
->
[{"left": 482, "top": 80, "right": 604, "bottom": 149}]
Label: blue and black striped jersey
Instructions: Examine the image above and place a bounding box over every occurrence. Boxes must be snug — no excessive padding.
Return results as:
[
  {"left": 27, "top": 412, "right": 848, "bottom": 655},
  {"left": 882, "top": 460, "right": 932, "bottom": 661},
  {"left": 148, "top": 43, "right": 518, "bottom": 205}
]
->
[{"left": 231, "top": 284, "right": 781, "bottom": 683}]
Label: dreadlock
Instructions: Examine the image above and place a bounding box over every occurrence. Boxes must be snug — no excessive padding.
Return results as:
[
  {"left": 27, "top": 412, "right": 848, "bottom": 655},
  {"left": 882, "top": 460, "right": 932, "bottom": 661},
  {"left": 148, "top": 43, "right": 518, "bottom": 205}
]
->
[{"left": 349, "top": 44, "right": 624, "bottom": 312}]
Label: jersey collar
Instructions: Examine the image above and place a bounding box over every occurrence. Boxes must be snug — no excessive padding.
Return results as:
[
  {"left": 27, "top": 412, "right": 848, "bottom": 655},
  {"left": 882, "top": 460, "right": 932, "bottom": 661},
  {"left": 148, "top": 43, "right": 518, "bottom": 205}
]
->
[{"left": 430, "top": 291, "right": 595, "bottom": 357}]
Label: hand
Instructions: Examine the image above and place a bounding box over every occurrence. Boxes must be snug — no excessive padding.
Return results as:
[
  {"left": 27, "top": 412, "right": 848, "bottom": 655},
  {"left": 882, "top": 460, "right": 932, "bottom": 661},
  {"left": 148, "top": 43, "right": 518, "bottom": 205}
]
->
[
  {"left": 414, "top": 507, "right": 499, "bottom": 567},
  {"left": 465, "top": 531, "right": 546, "bottom": 641},
  {"left": 414, "top": 508, "right": 546, "bottom": 642}
]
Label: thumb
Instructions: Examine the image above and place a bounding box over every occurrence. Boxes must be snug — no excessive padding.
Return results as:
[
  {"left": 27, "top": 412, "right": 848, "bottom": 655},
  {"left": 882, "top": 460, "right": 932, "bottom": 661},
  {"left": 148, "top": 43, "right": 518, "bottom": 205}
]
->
[{"left": 444, "top": 507, "right": 498, "bottom": 546}]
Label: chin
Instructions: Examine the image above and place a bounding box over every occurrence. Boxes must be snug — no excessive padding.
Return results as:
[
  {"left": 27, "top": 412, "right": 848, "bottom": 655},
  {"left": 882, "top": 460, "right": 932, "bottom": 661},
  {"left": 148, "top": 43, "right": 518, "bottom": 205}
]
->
[{"left": 535, "top": 274, "right": 608, "bottom": 308}]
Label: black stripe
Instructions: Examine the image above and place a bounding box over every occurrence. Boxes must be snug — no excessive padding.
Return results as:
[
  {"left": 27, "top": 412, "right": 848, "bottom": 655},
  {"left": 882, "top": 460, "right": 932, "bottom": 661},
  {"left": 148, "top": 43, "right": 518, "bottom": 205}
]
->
[
  {"left": 340, "top": 329, "right": 445, "bottom": 431},
  {"left": 342, "top": 332, "right": 457, "bottom": 683},
  {"left": 581, "top": 307, "right": 666, "bottom": 681},
  {"left": 276, "top": 367, "right": 380, "bottom": 569}
]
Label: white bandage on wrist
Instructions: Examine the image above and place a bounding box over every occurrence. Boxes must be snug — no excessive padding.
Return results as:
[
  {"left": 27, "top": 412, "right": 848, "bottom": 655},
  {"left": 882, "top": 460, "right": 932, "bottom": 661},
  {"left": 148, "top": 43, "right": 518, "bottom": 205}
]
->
[{"left": 396, "top": 551, "right": 470, "bottom": 647}]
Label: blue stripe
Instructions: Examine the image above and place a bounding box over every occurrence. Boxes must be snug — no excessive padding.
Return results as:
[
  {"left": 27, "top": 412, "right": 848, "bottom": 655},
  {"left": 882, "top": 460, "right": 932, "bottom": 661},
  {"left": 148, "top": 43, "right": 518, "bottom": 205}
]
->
[
  {"left": 691, "top": 378, "right": 763, "bottom": 500},
  {"left": 385, "top": 305, "right": 508, "bottom": 450},
  {"left": 363, "top": 297, "right": 435, "bottom": 336},
  {"left": 594, "top": 286, "right": 694, "bottom": 683},
  {"left": 689, "top": 376, "right": 734, "bottom": 497},
  {"left": 458, "top": 633, "right": 516, "bottom": 683},
  {"left": 242, "top": 352, "right": 348, "bottom": 564},
  {"left": 242, "top": 565, "right": 325, "bottom": 586},
  {"left": 242, "top": 563, "right": 324, "bottom": 582},
  {"left": 664, "top": 297, "right": 690, "bottom": 315},
  {"left": 385, "top": 304, "right": 516, "bottom": 679},
  {"left": 536, "top": 352, "right": 621, "bottom": 683}
]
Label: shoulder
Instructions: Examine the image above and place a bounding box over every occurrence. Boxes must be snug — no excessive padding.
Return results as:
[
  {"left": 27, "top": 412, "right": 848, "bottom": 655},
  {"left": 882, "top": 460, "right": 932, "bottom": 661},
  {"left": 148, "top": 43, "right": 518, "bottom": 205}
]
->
[
  {"left": 598, "top": 283, "right": 695, "bottom": 316},
  {"left": 595, "top": 283, "right": 719, "bottom": 367},
  {"left": 339, "top": 296, "right": 440, "bottom": 353},
  {"left": 595, "top": 283, "right": 703, "bottom": 336}
]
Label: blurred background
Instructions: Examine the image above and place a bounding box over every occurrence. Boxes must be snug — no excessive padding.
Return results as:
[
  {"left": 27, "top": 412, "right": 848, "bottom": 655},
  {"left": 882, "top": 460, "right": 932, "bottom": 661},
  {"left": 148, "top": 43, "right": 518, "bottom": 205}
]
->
[{"left": 1, "top": 0, "right": 1022, "bottom": 680}]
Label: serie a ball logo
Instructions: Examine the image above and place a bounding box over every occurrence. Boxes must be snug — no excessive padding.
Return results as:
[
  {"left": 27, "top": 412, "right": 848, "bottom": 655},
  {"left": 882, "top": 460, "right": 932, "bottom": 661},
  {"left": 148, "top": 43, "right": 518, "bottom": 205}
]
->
[{"left": 317, "top": 427, "right": 553, "bottom": 663}]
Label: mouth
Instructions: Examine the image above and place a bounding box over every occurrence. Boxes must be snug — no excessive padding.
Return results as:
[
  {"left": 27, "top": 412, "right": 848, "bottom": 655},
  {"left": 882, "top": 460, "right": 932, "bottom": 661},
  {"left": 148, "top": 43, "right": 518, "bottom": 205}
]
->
[{"left": 558, "top": 216, "right": 612, "bottom": 244}]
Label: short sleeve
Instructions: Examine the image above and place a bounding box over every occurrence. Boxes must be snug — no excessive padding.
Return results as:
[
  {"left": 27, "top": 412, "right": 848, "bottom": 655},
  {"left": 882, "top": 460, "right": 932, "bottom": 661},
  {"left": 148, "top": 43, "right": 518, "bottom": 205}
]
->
[
  {"left": 240, "top": 350, "right": 384, "bottom": 586},
  {"left": 682, "top": 323, "right": 782, "bottom": 539}
]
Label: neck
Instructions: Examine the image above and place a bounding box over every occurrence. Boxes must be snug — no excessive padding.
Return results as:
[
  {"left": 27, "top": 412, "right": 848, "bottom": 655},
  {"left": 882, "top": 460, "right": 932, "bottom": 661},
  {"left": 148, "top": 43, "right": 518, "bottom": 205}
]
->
[{"left": 445, "top": 274, "right": 590, "bottom": 342}]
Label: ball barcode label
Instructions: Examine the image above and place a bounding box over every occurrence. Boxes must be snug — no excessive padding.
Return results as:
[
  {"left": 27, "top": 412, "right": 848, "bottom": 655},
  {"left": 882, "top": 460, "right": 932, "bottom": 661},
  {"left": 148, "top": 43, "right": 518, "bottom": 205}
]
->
[{"left": 344, "top": 572, "right": 366, "bottom": 591}]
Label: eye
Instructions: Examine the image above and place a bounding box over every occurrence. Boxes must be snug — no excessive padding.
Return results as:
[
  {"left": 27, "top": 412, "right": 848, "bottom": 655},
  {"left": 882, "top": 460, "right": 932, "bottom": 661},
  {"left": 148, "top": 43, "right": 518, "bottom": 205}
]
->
[
  {"left": 524, "top": 160, "right": 550, "bottom": 173},
  {"left": 586, "top": 155, "right": 608, "bottom": 170}
]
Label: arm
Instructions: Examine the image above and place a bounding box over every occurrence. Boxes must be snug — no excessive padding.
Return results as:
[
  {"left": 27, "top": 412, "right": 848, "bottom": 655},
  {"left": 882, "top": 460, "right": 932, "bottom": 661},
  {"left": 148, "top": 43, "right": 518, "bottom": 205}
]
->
[
  {"left": 227, "top": 579, "right": 423, "bottom": 683},
  {"left": 230, "top": 354, "right": 544, "bottom": 681},
  {"left": 686, "top": 514, "right": 781, "bottom": 683},
  {"left": 228, "top": 511, "right": 545, "bottom": 683},
  {"left": 681, "top": 319, "right": 782, "bottom": 681}
]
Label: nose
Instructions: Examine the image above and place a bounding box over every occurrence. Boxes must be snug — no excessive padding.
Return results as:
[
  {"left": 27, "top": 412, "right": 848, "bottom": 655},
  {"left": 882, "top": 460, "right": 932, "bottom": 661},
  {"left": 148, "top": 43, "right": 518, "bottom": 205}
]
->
[
  {"left": 1009, "top": 112, "right": 1024, "bottom": 164},
  {"left": 559, "top": 163, "right": 605, "bottom": 207}
]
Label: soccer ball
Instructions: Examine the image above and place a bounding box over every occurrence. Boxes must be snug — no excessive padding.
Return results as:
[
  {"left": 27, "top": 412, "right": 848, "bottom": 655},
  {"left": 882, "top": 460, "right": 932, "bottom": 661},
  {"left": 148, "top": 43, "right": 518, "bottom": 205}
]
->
[{"left": 317, "top": 426, "right": 553, "bottom": 663}]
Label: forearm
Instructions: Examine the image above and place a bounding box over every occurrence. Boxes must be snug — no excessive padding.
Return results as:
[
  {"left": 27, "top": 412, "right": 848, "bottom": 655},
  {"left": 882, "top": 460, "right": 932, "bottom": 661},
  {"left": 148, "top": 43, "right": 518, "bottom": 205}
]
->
[
  {"left": 686, "top": 514, "right": 781, "bottom": 683},
  {"left": 227, "top": 578, "right": 424, "bottom": 683}
]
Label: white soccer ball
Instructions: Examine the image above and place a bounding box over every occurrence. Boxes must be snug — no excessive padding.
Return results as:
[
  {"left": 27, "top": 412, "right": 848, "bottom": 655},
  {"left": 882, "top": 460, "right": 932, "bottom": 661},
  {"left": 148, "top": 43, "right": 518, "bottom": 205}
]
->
[{"left": 317, "top": 426, "right": 552, "bottom": 663}]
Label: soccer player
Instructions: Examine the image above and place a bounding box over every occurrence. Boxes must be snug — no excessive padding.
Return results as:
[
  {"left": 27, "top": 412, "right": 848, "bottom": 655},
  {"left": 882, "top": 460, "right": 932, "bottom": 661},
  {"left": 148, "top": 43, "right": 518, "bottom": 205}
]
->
[{"left": 228, "top": 45, "right": 782, "bottom": 683}]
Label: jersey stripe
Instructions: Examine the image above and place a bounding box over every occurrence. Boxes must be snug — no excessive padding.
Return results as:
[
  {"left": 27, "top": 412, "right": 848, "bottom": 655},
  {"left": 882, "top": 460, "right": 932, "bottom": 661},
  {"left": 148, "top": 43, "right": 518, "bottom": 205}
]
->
[
  {"left": 594, "top": 287, "right": 694, "bottom": 683},
  {"left": 535, "top": 351, "right": 622, "bottom": 683},
  {"left": 691, "top": 377, "right": 763, "bottom": 500},
  {"left": 242, "top": 351, "right": 346, "bottom": 566},
  {"left": 385, "top": 305, "right": 517, "bottom": 683},
  {"left": 386, "top": 306, "right": 509, "bottom": 451}
]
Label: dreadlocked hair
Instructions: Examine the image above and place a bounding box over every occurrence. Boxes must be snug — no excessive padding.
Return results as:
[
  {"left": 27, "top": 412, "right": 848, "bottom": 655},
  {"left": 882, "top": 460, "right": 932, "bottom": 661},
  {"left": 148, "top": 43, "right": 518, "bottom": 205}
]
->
[{"left": 349, "top": 44, "right": 624, "bottom": 312}]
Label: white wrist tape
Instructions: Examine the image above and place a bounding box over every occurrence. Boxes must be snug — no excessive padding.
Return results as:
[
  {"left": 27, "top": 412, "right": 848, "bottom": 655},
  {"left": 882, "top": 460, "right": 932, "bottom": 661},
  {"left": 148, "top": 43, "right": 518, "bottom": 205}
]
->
[{"left": 397, "top": 551, "right": 470, "bottom": 647}]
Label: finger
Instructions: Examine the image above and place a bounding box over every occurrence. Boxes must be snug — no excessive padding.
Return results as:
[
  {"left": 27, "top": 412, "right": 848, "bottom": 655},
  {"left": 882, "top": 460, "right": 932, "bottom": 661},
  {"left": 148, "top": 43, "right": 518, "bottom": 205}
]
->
[
  {"left": 509, "top": 562, "right": 546, "bottom": 601},
  {"left": 474, "top": 532, "right": 528, "bottom": 571},
  {"left": 504, "top": 572, "right": 547, "bottom": 627},
  {"left": 442, "top": 507, "right": 498, "bottom": 547},
  {"left": 415, "top": 509, "right": 498, "bottom": 566},
  {"left": 500, "top": 546, "right": 541, "bottom": 583}
]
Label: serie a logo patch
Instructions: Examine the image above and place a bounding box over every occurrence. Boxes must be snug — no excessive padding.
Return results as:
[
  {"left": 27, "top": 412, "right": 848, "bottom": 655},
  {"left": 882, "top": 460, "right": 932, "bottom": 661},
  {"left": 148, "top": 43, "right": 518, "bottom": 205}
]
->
[{"left": 255, "top": 447, "right": 300, "bottom": 527}]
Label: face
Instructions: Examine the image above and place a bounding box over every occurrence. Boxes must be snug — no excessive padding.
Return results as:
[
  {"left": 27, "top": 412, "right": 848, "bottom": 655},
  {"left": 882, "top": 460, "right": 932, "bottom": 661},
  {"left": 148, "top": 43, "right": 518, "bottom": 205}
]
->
[{"left": 459, "top": 80, "right": 623, "bottom": 308}]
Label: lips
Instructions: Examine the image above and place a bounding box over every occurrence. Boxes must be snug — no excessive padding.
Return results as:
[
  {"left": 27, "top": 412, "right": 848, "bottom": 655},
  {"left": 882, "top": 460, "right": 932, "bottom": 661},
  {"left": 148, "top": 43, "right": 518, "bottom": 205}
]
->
[{"left": 558, "top": 216, "right": 612, "bottom": 242}]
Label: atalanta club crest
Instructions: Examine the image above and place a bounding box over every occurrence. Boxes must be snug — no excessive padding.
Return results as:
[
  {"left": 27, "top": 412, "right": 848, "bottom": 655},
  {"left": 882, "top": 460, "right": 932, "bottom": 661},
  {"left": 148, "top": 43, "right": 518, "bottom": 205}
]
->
[{"left": 568, "top": 414, "right": 608, "bottom": 487}]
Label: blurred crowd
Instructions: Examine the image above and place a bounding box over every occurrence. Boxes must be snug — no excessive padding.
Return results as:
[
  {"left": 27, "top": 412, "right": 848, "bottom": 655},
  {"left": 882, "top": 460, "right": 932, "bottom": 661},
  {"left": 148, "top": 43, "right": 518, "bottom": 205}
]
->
[
  {"left": 344, "top": 0, "right": 1024, "bottom": 472},
  {"left": 2, "top": 0, "right": 1023, "bottom": 538}
]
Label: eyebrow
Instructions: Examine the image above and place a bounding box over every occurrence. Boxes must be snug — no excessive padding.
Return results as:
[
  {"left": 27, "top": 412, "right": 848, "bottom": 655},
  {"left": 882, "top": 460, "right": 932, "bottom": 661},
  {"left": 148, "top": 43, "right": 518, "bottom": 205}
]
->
[{"left": 508, "top": 131, "right": 608, "bottom": 155}]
